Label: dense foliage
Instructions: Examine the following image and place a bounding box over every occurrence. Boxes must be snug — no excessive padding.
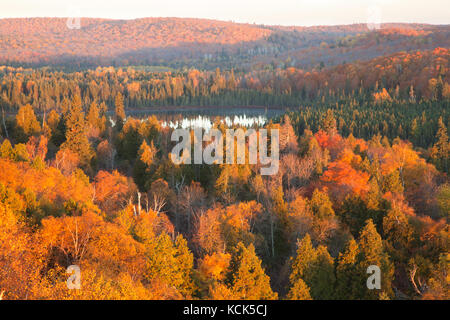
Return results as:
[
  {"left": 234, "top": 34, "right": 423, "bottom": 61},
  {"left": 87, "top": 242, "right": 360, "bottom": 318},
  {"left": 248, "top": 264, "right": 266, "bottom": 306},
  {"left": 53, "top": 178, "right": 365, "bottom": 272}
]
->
[
  {"left": 0, "top": 89, "right": 448, "bottom": 299},
  {"left": 0, "top": 19, "right": 448, "bottom": 300}
]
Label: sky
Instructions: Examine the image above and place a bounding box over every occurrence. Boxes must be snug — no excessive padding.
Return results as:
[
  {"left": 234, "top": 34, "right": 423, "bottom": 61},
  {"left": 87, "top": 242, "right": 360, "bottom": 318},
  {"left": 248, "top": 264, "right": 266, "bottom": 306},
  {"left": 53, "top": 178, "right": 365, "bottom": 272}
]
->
[{"left": 0, "top": 0, "right": 448, "bottom": 26}]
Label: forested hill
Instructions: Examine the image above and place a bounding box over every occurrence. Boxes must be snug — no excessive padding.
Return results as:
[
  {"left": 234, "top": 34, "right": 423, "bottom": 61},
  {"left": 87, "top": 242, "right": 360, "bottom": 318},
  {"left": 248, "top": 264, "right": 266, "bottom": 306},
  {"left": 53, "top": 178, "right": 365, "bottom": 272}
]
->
[{"left": 0, "top": 18, "right": 448, "bottom": 69}]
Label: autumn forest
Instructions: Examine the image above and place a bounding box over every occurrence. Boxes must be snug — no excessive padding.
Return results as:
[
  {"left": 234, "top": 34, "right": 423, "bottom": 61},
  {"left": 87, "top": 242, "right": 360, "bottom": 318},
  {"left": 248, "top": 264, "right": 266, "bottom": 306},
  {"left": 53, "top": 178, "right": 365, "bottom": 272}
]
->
[{"left": 0, "top": 17, "right": 448, "bottom": 301}]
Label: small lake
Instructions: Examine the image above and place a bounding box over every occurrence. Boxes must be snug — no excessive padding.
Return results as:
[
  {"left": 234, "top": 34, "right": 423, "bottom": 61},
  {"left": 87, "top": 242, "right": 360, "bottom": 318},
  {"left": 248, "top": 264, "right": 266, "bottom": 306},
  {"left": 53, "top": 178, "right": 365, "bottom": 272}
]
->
[{"left": 116, "top": 106, "right": 288, "bottom": 130}]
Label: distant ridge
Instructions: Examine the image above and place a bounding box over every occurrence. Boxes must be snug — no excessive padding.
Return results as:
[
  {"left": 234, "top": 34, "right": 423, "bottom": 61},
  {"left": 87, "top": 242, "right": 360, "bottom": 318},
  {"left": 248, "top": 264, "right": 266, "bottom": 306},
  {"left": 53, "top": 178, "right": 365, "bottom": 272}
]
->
[{"left": 0, "top": 18, "right": 448, "bottom": 69}]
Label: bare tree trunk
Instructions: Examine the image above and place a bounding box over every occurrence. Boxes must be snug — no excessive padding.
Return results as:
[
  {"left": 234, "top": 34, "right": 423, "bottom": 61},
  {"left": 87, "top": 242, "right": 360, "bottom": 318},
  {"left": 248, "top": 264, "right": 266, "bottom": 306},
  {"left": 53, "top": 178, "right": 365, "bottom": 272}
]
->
[
  {"left": 137, "top": 192, "right": 141, "bottom": 216},
  {"left": 409, "top": 264, "right": 423, "bottom": 295}
]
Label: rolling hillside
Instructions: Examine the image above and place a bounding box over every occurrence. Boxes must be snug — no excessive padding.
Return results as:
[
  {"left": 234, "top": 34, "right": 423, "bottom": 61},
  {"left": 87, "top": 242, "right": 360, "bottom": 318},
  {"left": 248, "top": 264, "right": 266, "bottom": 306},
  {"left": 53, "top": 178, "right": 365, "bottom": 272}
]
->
[{"left": 0, "top": 18, "right": 448, "bottom": 69}]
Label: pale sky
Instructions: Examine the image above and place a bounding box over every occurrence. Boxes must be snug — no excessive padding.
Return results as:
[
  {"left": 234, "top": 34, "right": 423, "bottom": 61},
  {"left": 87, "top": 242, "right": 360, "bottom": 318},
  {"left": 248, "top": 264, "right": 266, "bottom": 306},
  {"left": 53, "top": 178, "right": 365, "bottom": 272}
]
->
[{"left": 0, "top": 0, "right": 448, "bottom": 26}]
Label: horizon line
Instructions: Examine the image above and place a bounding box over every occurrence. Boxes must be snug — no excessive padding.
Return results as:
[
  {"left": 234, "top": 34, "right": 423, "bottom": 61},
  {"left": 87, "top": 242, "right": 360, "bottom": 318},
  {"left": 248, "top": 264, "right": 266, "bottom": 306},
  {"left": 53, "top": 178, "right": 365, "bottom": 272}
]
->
[{"left": 0, "top": 16, "right": 449, "bottom": 28}]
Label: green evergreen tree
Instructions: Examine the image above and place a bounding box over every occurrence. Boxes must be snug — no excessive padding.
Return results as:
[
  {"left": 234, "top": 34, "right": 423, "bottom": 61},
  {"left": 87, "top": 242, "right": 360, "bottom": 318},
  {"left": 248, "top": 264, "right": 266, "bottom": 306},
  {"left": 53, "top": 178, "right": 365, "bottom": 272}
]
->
[
  {"left": 289, "top": 234, "right": 335, "bottom": 300},
  {"left": 87, "top": 101, "right": 105, "bottom": 132},
  {"left": 320, "top": 109, "right": 337, "bottom": 136},
  {"left": 432, "top": 117, "right": 449, "bottom": 172},
  {"left": 61, "top": 94, "right": 93, "bottom": 168},
  {"left": 227, "top": 243, "right": 277, "bottom": 300},
  {"left": 335, "top": 239, "right": 361, "bottom": 299},
  {"left": 357, "top": 219, "right": 394, "bottom": 299},
  {"left": 115, "top": 92, "right": 126, "bottom": 131},
  {"left": 144, "top": 233, "right": 194, "bottom": 298},
  {"left": 308, "top": 246, "right": 335, "bottom": 299}
]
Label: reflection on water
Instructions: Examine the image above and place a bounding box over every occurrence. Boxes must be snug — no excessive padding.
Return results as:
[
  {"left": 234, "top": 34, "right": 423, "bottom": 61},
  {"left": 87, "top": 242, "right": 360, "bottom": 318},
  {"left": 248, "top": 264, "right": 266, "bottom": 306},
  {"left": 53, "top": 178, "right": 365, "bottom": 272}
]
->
[
  {"left": 161, "top": 114, "right": 267, "bottom": 130},
  {"left": 113, "top": 107, "right": 286, "bottom": 130}
]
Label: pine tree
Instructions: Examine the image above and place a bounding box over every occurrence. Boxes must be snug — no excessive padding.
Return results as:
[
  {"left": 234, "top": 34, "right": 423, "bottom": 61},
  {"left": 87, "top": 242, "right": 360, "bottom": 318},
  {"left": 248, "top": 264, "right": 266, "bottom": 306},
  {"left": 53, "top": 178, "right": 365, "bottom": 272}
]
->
[
  {"left": 357, "top": 219, "right": 394, "bottom": 299},
  {"left": 308, "top": 246, "right": 335, "bottom": 299},
  {"left": 61, "top": 94, "right": 93, "bottom": 168},
  {"left": 359, "top": 219, "right": 384, "bottom": 264},
  {"left": 290, "top": 234, "right": 317, "bottom": 282},
  {"left": 174, "top": 235, "right": 195, "bottom": 297},
  {"left": 144, "top": 233, "right": 194, "bottom": 298},
  {"left": 289, "top": 234, "right": 335, "bottom": 299},
  {"left": 366, "top": 177, "right": 381, "bottom": 210},
  {"left": 115, "top": 92, "right": 126, "bottom": 131},
  {"left": 335, "top": 239, "right": 360, "bottom": 299},
  {"left": 87, "top": 101, "right": 104, "bottom": 131},
  {"left": 432, "top": 117, "right": 449, "bottom": 172},
  {"left": 228, "top": 243, "right": 277, "bottom": 300},
  {"left": 436, "top": 184, "right": 450, "bottom": 218},
  {"left": 280, "top": 115, "right": 299, "bottom": 154},
  {"left": 321, "top": 109, "right": 337, "bottom": 136}
]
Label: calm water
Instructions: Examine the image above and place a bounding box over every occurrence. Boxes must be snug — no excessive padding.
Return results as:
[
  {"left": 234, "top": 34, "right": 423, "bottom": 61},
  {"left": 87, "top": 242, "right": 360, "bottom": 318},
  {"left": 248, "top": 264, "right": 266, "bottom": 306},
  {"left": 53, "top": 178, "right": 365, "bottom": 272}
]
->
[{"left": 114, "top": 107, "right": 287, "bottom": 130}]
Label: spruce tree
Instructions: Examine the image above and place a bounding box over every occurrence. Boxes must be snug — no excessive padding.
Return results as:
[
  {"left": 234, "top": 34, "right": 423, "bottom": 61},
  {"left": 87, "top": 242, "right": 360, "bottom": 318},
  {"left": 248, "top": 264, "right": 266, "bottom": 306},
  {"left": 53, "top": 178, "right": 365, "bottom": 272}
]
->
[
  {"left": 289, "top": 234, "right": 335, "bottom": 300},
  {"left": 61, "top": 94, "right": 93, "bottom": 168},
  {"left": 357, "top": 219, "right": 394, "bottom": 299},
  {"left": 308, "top": 246, "right": 335, "bottom": 299},
  {"left": 144, "top": 233, "right": 194, "bottom": 298},
  {"left": 115, "top": 92, "right": 126, "bottom": 131},
  {"left": 87, "top": 101, "right": 103, "bottom": 131},
  {"left": 280, "top": 115, "right": 299, "bottom": 154},
  {"left": 228, "top": 243, "right": 277, "bottom": 300},
  {"left": 290, "top": 234, "right": 317, "bottom": 282},
  {"left": 433, "top": 117, "right": 449, "bottom": 172},
  {"left": 321, "top": 109, "right": 337, "bottom": 136},
  {"left": 335, "top": 239, "right": 360, "bottom": 299}
]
